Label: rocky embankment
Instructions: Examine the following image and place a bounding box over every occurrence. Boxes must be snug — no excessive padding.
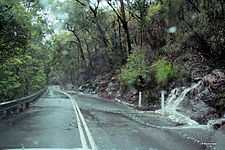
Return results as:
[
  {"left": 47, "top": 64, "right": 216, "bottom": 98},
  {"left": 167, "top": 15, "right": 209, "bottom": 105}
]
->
[
  {"left": 78, "top": 73, "right": 138, "bottom": 104},
  {"left": 75, "top": 69, "right": 225, "bottom": 129},
  {"left": 180, "top": 69, "right": 225, "bottom": 127}
]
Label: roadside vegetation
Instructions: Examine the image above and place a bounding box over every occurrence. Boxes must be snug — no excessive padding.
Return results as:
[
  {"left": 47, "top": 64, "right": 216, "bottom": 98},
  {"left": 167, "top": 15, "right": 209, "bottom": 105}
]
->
[
  {"left": 1, "top": 0, "right": 225, "bottom": 121},
  {"left": 0, "top": 0, "right": 52, "bottom": 101}
]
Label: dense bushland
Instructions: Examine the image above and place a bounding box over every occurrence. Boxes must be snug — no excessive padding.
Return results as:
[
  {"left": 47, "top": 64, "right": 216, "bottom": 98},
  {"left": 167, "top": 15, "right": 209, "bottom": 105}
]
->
[
  {"left": 1, "top": 0, "right": 224, "bottom": 108},
  {"left": 0, "top": 0, "right": 52, "bottom": 101}
]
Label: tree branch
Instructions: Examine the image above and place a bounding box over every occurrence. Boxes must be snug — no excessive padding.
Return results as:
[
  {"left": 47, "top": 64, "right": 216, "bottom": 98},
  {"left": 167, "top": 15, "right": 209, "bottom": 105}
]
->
[{"left": 74, "top": 0, "right": 86, "bottom": 6}]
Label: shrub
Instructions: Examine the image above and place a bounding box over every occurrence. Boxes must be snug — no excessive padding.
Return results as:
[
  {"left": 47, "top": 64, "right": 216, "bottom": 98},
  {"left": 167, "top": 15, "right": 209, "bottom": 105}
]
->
[
  {"left": 152, "top": 58, "right": 176, "bottom": 86},
  {"left": 31, "top": 70, "right": 47, "bottom": 92},
  {"left": 119, "top": 50, "right": 149, "bottom": 87},
  {"left": 147, "top": 3, "right": 162, "bottom": 19}
]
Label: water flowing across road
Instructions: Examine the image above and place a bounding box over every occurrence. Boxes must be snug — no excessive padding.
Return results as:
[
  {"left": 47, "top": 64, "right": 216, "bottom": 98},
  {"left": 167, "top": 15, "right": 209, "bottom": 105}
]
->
[
  {"left": 0, "top": 86, "right": 217, "bottom": 150},
  {"left": 158, "top": 81, "right": 204, "bottom": 126}
]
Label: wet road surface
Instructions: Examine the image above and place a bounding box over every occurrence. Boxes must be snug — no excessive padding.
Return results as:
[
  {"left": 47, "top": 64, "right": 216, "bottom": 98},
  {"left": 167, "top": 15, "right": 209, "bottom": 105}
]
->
[
  {"left": 0, "top": 88, "right": 81, "bottom": 149},
  {"left": 0, "top": 87, "right": 217, "bottom": 150},
  {"left": 73, "top": 94, "right": 207, "bottom": 150}
]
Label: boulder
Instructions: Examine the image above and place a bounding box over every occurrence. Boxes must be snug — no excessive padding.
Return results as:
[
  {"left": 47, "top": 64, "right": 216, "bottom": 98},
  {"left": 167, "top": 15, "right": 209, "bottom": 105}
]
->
[
  {"left": 121, "top": 88, "right": 138, "bottom": 103},
  {"left": 208, "top": 118, "right": 225, "bottom": 129},
  {"left": 178, "top": 70, "right": 225, "bottom": 124},
  {"left": 203, "top": 69, "right": 225, "bottom": 91},
  {"left": 105, "top": 81, "right": 120, "bottom": 97},
  {"left": 174, "top": 52, "right": 211, "bottom": 81}
]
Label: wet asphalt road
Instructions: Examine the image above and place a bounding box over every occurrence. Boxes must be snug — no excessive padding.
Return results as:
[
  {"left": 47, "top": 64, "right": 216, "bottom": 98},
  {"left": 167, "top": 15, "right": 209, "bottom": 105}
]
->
[
  {"left": 0, "top": 88, "right": 81, "bottom": 149},
  {"left": 73, "top": 94, "right": 208, "bottom": 150},
  {"left": 0, "top": 87, "right": 219, "bottom": 150}
]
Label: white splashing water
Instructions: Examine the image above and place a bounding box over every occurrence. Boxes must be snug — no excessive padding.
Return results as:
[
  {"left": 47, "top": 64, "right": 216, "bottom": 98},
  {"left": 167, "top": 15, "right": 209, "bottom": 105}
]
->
[
  {"left": 159, "top": 81, "right": 222, "bottom": 129},
  {"left": 165, "top": 81, "right": 202, "bottom": 111},
  {"left": 160, "top": 81, "right": 203, "bottom": 126}
]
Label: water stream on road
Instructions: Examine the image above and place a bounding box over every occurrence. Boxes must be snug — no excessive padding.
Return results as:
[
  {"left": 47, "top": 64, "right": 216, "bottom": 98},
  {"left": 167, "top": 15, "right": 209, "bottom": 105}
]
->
[
  {"left": 165, "top": 81, "right": 202, "bottom": 111},
  {"left": 157, "top": 81, "right": 218, "bottom": 149},
  {"left": 159, "top": 81, "right": 204, "bottom": 126}
]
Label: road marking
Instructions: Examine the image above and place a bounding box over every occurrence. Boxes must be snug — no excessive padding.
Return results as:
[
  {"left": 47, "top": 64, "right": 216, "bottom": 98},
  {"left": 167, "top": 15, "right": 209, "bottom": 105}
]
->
[
  {"left": 56, "top": 89, "right": 97, "bottom": 150},
  {"left": 57, "top": 90, "right": 88, "bottom": 149},
  {"left": 71, "top": 97, "right": 88, "bottom": 149},
  {"left": 73, "top": 96, "right": 98, "bottom": 150}
]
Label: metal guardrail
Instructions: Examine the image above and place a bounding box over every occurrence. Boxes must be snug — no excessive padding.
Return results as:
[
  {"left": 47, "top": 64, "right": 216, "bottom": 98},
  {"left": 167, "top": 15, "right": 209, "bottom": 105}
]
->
[{"left": 0, "top": 88, "right": 47, "bottom": 118}]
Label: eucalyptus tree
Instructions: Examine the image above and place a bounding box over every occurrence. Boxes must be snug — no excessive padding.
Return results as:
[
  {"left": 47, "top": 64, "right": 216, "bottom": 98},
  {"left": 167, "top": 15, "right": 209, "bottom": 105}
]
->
[
  {"left": 74, "top": 0, "right": 110, "bottom": 48},
  {"left": 0, "top": 0, "right": 31, "bottom": 63},
  {"left": 0, "top": 0, "right": 52, "bottom": 101},
  {"left": 50, "top": 32, "right": 76, "bottom": 84},
  {"left": 107, "top": 0, "right": 132, "bottom": 56}
]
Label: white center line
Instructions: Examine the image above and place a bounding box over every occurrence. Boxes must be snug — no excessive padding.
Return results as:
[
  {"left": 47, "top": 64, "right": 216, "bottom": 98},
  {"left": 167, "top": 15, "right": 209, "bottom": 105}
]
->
[
  {"left": 73, "top": 96, "right": 98, "bottom": 150},
  {"left": 56, "top": 89, "right": 96, "bottom": 150},
  {"left": 71, "top": 97, "right": 88, "bottom": 149}
]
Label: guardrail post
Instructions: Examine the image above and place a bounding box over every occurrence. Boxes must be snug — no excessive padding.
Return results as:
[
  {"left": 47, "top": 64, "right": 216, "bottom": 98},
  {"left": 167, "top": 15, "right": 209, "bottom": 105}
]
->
[
  {"left": 3, "top": 110, "right": 7, "bottom": 118},
  {"left": 0, "top": 88, "right": 47, "bottom": 119},
  {"left": 7, "top": 110, "right": 11, "bottom": 116},
  {"left": 0, "top": 111, "right": 5, "bottom": 119},
  {"left": 25, "top": 103, "right": 30, "bottom": 109},
  {"left": 15, "top": 107, "right": 20, "bottom": 114},
  {"left": 19, "top": 104, "right": 25, "bottom": 112}
]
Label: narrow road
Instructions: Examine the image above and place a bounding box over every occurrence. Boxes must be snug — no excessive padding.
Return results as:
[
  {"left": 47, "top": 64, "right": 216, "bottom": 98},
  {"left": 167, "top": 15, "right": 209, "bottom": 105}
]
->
[
  {"left": 73, "top": 94, "right": 208, "bottom": 150},
  {"left": 0, "top": 87, "right": 81, "bottom": 149},
  {"left": 0, "top": 86, "right": 214, "bottom": 150}
]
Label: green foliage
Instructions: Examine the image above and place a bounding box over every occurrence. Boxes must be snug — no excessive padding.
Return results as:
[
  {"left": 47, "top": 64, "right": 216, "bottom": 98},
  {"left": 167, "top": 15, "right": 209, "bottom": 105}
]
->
[
  {"left": 0, "top": 1, "right": 50, "bottom": 101},
  {"left": 0, "top": 52, "right": 48, "bottom": 101},
  {"left": 0, "top": 57, "right": 23, "bottom": 101},
  {"left": 147, "top": 3, "right": 162, "bottom": 18},
  {"left": 31, "top": 70, "right": 47, "bottom": 91},
  {"left": 1, "top": 0, "right": 223, "bottom": 106},
  {"left": 0, "top": 71, "right": 21, "bottom": 101},
  {"left": 119, "top": 50, "right": 149, "bottom": 86},
  {"left": 152, "top": 59, "right": 176, "bottom": 86},
  {"left": 0, "top": 1, "right": 32, "bottom": 63}
]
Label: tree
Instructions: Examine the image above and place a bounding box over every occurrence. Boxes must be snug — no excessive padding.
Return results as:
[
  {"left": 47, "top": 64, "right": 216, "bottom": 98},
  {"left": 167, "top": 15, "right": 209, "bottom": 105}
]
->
[
  {"left": 107, "top": 0, "right": 132, "bottom": 56},
  {"left": 0, "top": 1, "right": 31, "bottom": 63},
  {"left": 0, "top": 0, "right": 51, "bottom": 101}
]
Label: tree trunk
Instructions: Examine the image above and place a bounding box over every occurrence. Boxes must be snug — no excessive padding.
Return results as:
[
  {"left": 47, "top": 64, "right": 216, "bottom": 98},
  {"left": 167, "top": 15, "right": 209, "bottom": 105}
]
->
[
  {"left": 118, "top": 19, "right": 123, "bottom": 51},
  {"left": 119, "top": 0, "right": 132, "bottom": 55},
  {"left": 84, "top": 40, "right": 94, "bottom": 70},
  {"left": 123, "top": 22, "right": 132, "bottom": 55},
  {"left": 72, "top": 31, "right": 86, "bottom": 66},
  {"left": 96, "top": 19, "right": 109, "bottom": 48}
]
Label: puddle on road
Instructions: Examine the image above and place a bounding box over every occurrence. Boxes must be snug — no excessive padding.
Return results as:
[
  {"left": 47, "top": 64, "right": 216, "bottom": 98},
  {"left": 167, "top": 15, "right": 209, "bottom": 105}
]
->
[{"left": 80, "top": 108, "right": 132, "bottom": 128}]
